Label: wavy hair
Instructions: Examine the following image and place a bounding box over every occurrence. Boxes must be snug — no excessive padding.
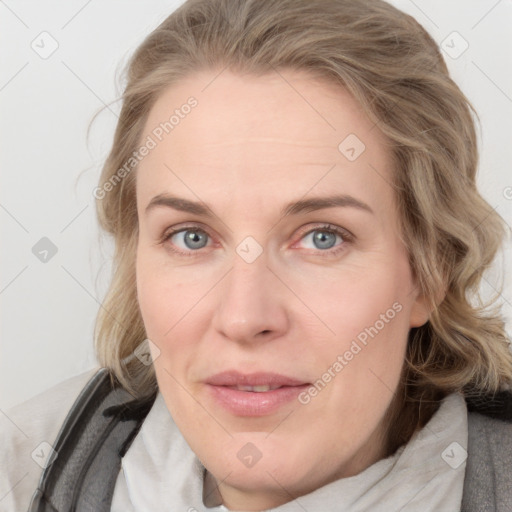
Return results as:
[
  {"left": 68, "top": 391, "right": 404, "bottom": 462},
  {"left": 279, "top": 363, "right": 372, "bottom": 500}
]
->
[{"left": 94, "top": 0, "right": 512, "bottom": 454}]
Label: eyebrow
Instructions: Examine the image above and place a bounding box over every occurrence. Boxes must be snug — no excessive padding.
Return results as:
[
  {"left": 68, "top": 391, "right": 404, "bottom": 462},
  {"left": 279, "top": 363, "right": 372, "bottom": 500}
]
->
[{"left": 145, "top": 193, "right": 374, "bottom": 217}]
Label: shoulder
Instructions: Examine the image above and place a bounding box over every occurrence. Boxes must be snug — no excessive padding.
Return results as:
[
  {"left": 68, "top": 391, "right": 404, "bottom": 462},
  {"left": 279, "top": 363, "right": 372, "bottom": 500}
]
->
[
  {"left": 0, "top": 368, "right": 100, "bottom": 512},
  {"left": 466, "top": 407, "right": 512, "bottom": 469},
  {"left": 465, "top": 388, "right": 512, "bottom": 446},
  {"left": 462, "top": 392, "right": 512, "bottom": 511}
]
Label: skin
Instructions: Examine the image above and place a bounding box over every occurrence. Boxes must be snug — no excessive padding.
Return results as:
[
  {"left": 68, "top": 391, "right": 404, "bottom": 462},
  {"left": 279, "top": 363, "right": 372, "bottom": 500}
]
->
[{"left": 135, "top": 69, "right": 431, "bottom": 510}]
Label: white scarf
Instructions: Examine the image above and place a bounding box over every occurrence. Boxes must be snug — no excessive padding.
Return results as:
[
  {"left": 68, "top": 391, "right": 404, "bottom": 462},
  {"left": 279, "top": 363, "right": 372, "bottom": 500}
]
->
[{"left": 111, "top": 391, "right": 468, "bottom": 512}]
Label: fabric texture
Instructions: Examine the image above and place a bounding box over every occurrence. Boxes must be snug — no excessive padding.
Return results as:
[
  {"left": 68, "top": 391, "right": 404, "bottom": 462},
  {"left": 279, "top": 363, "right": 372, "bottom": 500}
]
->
[
  {"left": 460, "top": 412, "right": 512, "bottom": 512},
  {"left": 0, "top": 369, "right": 98, "bottom": 512}
]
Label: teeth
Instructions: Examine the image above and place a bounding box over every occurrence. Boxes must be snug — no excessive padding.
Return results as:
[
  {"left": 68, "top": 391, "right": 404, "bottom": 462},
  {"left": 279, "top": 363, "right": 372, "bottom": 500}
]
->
[
  {"left": 252, "top": 385, "right": 271, "bottom": 392},
  {"left": 236, "top": 384, "right": 279, "bottom": 392}
]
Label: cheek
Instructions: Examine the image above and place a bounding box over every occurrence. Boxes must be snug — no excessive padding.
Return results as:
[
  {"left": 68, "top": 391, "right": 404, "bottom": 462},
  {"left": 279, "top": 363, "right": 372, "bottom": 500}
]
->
[
  {"left": 135, "top": 253, "right": 199, "bottom": 411},
  {"left": 300, "top": 251, "right": 414, "bottom": 411},
  {"left": 294, "top": 256, "right": 412, "bottom": 349},
  {"left": 135, "top": 247, "right": 216, "bottom": 397},
  {"left": 136, "top": 265, "right": 171, "bottom": 339},
  {"left": 136, "top": 248, "right": 202, "bottom": 338}
]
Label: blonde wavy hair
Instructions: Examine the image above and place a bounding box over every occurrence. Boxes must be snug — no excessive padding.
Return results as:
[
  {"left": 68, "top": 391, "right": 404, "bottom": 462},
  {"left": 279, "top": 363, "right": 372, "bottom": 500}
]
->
[{"left": 94, "top": 0, "right": 512, "bottom": 454}]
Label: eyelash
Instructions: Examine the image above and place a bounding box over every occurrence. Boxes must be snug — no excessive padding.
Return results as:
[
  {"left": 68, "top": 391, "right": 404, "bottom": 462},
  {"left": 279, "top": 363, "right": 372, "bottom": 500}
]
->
[{"left": 158, "top": 223, "right": 354, "bottom": 258}]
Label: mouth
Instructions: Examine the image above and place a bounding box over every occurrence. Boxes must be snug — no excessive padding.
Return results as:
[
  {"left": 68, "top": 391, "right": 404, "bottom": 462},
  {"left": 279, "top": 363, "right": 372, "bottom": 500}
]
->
[{"left": 205, "top": 371, "right": 311, "bottom": 416}]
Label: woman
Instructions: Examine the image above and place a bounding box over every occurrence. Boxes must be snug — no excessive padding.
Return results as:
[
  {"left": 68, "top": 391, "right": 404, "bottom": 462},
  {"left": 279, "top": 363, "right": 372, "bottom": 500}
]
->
[{"left": 2, "top": 0, "right": 512, "bottom": 510}]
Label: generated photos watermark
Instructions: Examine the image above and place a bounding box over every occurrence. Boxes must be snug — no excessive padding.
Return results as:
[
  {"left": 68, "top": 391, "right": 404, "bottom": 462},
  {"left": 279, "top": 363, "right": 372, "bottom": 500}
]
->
[
  {"left": 298, "top": 301, "right": 403, "bottom": 404},
  {"left": 93, "top": 96, "right": 198, "bottom": 200}
]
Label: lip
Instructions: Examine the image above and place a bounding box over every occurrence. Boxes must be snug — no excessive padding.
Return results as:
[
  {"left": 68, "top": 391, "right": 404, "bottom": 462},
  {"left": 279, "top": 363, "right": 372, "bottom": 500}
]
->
[{"left": 205, "top": 371, "right": 310, "bottom": 417}]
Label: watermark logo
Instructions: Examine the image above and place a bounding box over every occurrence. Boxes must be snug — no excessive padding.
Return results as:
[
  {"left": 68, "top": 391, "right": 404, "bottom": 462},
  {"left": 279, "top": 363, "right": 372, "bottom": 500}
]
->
[
  {"left": 298, "top": 301, "right": 403, "bottom": 404},
  {"left": 31, "top": 441, "right": 58, "bottom": 469},
  {"left": 338, "top": 133, "right": 366, "bottom": 162},
  {"left": 134, "top": 338, "right": 161, "bottom": 366},
  {"left": 237, "top": 442, "right": 263, "bottom": 468},
  {"left": 93, "top": 97, "right": 198, "bottom": 200},
  {"left": 32, "top": 237, "right": 58, "bottom": 263},
  {"left": 441, "top": 31, "right": 469, "bottom": 60},
  {"left": 236, "top": 236, "right": 263, "bottom": 263},
  {"left": 441, "top": 441, "right": 467, "bottom": 469},
  {"left": 31, "top": 32, "right": 59, "bottom": 59}
]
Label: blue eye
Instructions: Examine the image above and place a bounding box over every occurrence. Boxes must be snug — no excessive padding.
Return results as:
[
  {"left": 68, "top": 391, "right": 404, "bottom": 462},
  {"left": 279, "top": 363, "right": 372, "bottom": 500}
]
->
[
  {"left": 297, "top": 225, "right": 347, "bottom": 253},
  {"left": 164, "top": 228, "right": 210, "bottom": 253},
  {"left": 303, "top": 230, "right": 338, "bottom": 250}
]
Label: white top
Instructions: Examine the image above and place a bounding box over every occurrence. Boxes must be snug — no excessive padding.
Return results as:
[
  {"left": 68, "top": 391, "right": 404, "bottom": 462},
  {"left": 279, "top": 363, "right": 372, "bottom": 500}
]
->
[
  {"left": 0, "top": 369, "right": 468, "bottom": 512},
  {"left": 0, "top": 368, "right": 98, "bottom": 511}
]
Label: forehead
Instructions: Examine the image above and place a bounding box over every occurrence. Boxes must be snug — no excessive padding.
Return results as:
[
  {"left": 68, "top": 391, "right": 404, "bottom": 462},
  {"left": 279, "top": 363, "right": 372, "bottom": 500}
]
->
[{"left": 136, "top": 69, "right": 395, "bottom": 216}]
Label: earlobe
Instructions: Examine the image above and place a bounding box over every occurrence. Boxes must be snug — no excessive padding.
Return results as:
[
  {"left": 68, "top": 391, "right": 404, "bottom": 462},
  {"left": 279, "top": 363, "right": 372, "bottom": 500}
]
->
[
  {"left": 409, "top": 294, "right": 431, "bottom": 327},
  {"left": 409, "top": 285, "right": 445, "bottom": 328}
]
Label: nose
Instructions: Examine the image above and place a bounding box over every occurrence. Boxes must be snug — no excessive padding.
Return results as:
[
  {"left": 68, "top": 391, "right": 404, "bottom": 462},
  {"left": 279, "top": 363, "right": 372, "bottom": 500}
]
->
[{"left": 211, "top": 252, "right": 289, "bottom": 345}]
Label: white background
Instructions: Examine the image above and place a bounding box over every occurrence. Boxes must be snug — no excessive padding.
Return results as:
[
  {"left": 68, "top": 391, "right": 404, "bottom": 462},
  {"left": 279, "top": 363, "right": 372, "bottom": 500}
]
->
[{"left": 1, "top": 0, "right": 511, "bottom": 409}]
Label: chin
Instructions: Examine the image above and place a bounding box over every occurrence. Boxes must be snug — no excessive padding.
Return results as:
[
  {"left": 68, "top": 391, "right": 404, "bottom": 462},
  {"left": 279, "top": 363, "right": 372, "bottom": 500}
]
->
[{"left": 206, "top": 435, "right": 316, "bottom": 494}]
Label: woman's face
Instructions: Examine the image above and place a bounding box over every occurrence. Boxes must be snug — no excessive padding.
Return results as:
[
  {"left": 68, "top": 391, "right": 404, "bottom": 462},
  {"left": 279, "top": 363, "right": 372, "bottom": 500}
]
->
[{"left": 135, "top": 69, "right": 430, "bottom": 510}]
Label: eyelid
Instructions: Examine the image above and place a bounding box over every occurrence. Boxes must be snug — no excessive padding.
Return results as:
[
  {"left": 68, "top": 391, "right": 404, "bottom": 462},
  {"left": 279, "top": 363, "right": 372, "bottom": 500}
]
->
[
  {"left": 293, "top": 223, "right": 354, "bottom": 244},
  {"left": 159, "top": 221, "right": 210, "bottom": 240}
]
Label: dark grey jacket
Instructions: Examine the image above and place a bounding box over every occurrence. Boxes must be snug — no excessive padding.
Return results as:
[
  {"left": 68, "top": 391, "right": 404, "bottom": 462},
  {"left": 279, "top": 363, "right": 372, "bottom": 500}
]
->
[{"left": 462, "top": 400, "right": 512, "bottom": 511}]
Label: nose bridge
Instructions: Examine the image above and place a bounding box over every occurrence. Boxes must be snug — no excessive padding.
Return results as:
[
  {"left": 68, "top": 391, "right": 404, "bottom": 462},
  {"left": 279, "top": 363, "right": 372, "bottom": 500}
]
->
[
  {"left": 211, "top": 247, "right": 288, "bottom": 343},
  {"left": 228, "top": 250, "right": 270, "bottom": 302}
]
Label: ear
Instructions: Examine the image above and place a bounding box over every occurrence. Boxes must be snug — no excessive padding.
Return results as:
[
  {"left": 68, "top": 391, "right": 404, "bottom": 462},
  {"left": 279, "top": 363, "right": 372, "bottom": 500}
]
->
[{"left": 408, "top": 285, "right": 446, "bottom": 328}]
